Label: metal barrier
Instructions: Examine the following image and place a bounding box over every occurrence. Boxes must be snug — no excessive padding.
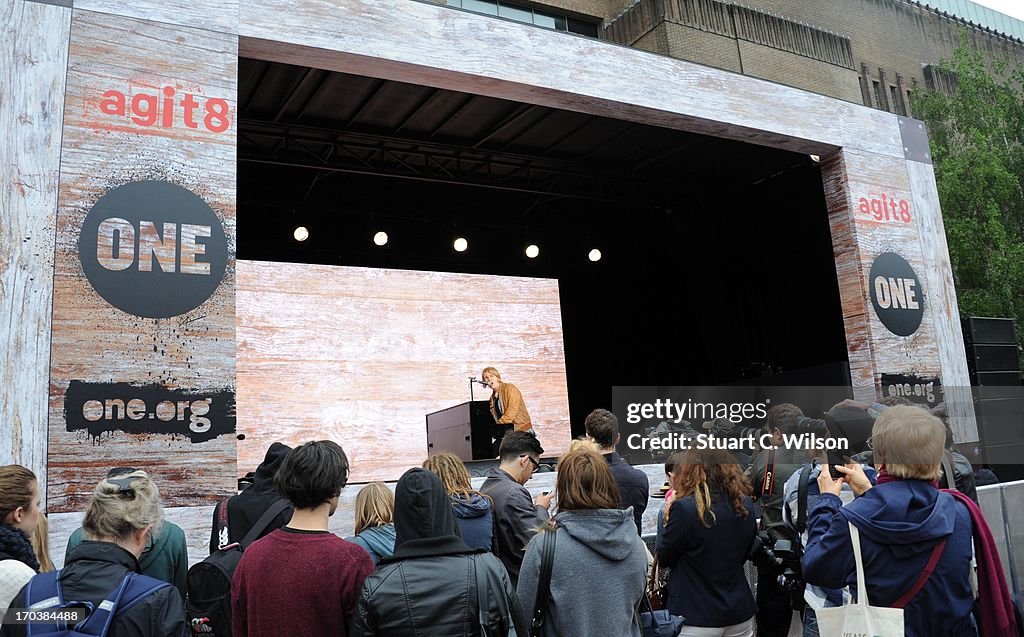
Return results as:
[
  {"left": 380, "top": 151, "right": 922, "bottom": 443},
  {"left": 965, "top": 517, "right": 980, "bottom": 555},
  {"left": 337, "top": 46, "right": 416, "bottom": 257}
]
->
[{"left": 979, "top": 479, "right": 1024, "bottom": 599}]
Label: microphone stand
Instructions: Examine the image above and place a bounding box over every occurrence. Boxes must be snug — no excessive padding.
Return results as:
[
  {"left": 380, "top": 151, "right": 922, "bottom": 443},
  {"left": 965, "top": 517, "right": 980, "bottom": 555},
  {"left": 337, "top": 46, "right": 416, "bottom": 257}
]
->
[{"left": 469, "top": 376, "right": 477, "bottom": 402}]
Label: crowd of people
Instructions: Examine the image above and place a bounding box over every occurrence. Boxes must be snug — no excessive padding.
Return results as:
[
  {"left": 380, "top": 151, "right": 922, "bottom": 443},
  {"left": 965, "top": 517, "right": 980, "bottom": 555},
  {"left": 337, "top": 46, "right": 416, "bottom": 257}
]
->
[{"left": 0, "top": 400, "right": 1019, "bottom": 636}]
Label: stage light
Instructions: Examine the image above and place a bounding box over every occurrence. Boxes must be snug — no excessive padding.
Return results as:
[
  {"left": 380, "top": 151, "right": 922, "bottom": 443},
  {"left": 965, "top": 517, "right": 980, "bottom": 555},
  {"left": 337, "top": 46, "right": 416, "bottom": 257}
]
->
[
  {"left": 454, "top": 237, "right": 468, "bottom": 252},
  {"left": 588, "top": 248, "right": 602, "bottom": 262},
  {"left": 293, "top": 226, "right": 309, "bottom": 242},
  {"left": 373, "top": 231, "right": 388, "bottom": 246},
  {"left": 810, "top": 154, "right": 821, "bottom": 163},
  {"left": 525, "top": 244, "right": 540, "bottom": 259}
]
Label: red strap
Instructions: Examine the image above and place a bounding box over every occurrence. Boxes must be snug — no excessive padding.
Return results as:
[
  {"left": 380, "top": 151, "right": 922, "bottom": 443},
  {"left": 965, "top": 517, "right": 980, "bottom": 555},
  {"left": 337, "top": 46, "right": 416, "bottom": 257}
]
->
[
  {"left": 892, "top": 539, "right": 947, "bottom": 608},
  {"left": 217, "top": 497, "right": 230, "bottom": 531}
]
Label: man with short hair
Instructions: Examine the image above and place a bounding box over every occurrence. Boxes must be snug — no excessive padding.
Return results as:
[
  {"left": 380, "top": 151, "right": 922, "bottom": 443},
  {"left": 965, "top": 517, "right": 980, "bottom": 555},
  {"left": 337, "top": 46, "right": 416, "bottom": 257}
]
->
[
  {"left": 479, "top": 431, "right": 552, "bottom": 585},
  {"left": 585, "top": 408, "right": 649, "bottom": 535},
  {"left": 232, "top": 441, "right": 373, "bottom": 637}
]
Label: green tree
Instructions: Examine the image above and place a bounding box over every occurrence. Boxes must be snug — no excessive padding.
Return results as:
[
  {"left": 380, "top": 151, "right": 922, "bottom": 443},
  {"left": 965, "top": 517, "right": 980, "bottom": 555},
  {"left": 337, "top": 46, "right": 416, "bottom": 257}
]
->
[{"left": 912, "top": 34, "right": 1024, "bottom": 362}]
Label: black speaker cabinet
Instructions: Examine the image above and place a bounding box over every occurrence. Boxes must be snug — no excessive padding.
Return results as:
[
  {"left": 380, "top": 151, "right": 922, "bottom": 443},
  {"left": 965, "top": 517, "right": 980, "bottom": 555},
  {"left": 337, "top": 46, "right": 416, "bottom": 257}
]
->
[
  {"left": 974, "top": 393, "right": 1024, "bottom": 446},
  {"left": 963, "top": 317, "right": 1017, "bottom": 346},
  {"left": 970, "top": 344, "right": 1021, "bottom": 373},
  {"left": 425, "top": 401, "right": 494, "bottom": 461}
]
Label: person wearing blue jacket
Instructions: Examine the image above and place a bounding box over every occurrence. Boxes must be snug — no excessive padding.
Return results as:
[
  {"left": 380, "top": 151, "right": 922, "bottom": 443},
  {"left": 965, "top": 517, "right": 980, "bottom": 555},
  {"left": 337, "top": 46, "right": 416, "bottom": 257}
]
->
[
  {"left": 802, "top": 406, "right": 976, "bottom": 637},
  {"left": 346, "top": 482, "right": 396, "bottom": 564},
  {"left": 423, "top": 452, "right": 496, "bottom": 551}
]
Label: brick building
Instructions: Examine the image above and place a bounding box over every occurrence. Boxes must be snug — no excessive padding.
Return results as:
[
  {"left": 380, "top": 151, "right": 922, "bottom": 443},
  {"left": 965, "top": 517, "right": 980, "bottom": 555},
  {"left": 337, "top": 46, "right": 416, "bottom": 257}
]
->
[{"left": 448, "top": 0, "right": 1024, "bottom": 114}]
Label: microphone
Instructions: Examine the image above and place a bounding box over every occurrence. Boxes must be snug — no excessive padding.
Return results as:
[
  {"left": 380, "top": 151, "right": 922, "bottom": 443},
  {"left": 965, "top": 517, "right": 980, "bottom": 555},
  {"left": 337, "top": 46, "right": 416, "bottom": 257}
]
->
[{"left": 469, "top": 376, "right": 491, "bottom": 387}]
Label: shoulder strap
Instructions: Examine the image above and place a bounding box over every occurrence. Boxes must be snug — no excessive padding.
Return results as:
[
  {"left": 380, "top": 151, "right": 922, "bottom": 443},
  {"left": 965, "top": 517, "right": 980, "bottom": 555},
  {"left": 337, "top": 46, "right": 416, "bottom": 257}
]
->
[
  {"left": 892, "top": 539, "right": 948, "bottom": 608},
  {"left": 240, "top": 499, "right": 290, "bottom": 548},
  {"left": 796, "top": 463, "right": 813, "bottom": 533},
  {"left": 760, "top": 448, "right": 777, "bottom": 497},
  {"left": 941, "top": 450, "right": 957, "bottom": 492},
  {"left": 25, "top": 570, "right": 63, "bottom": 610},
  {"left": 531, "top": 529, "right": 557, "bottom": 637},
  {"left": 68, "top": 574, "right": 132, "bottom": 637}
]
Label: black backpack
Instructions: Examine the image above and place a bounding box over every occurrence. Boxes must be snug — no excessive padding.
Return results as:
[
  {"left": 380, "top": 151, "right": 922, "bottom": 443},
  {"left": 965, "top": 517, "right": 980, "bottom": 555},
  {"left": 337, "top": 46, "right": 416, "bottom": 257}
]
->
[{"left": 186, "top": 499, "right": 288, "bottom": 635}]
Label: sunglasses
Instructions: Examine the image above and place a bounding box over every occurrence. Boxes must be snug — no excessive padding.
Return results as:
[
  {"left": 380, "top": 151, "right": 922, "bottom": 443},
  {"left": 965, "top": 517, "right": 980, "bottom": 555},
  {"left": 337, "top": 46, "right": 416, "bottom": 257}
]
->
[{"left": 521, "top": 454, "right": 541, "bottom": 472}]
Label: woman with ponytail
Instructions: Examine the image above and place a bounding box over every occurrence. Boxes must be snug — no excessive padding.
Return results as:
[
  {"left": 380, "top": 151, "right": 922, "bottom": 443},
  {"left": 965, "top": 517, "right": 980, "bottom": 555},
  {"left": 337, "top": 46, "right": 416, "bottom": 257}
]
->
[
  {"left": 0, "top": 465, "right": 42, "bottom": 617},
  {"left": 657, "top": 447, "right": 757, "bottom": 637}
]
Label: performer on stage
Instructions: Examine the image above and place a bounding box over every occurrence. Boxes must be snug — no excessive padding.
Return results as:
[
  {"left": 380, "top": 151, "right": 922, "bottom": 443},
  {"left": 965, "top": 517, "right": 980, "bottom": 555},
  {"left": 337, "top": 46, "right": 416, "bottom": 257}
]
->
[{"left": 482, "top": 367, "right": 533, "bottom": 454}]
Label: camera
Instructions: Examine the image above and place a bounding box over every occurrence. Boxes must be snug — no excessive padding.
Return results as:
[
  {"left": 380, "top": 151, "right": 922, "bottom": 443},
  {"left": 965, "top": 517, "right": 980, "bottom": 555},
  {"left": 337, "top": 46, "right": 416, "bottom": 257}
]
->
[
  {"left": 747, "top": 530, "right": 783, "bottom": 571},
  {"left": 766, "top": 538, "right": 806, "bottom": 606}
]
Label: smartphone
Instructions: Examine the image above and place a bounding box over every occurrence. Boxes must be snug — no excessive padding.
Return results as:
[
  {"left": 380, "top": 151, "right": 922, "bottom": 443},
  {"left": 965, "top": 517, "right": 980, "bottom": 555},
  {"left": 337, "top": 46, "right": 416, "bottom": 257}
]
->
[
  {"left": 542, "top": 491, "right": 551, "bottom": 496},
  {"left": 826, "top": 450, "right": 850, "bottom": 480}
]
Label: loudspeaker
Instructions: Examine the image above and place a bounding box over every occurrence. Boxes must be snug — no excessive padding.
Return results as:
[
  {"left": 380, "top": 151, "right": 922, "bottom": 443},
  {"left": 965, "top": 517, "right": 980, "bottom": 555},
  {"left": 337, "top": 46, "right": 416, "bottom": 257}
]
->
[
  {"left": 973, "top": 390, "right": 1024, "bottom": 446},
  {"left": 425, "top": 401, "right": 494, "bottom": 461},
  {"left": 963, "top": 317, "right": 1017, "bottom": 346},
  {"left": 961, "top": 317, "right": 1020, "bottom": 386},
  {"left": 970, "top": 344, "right": 1020, "bottom": 372}
]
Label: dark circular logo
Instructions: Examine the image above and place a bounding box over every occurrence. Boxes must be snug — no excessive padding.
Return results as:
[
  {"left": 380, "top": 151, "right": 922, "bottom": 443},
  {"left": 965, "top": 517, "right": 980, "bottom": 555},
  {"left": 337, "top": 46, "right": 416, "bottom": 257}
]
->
[
  {"left": 869, "top": 252, "right": 924, "bottom": 337},
  {"left": 79, "top": 181, "right": 227, "bottom": 318}
]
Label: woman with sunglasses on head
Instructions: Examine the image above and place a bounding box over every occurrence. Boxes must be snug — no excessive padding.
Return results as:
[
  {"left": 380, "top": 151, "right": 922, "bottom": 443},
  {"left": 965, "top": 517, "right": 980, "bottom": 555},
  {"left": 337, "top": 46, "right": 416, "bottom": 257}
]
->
[
  {"left": 657, "top": 447, "right": 757, "bottom": 637},
  {"left": 4, "top": 470, "right": 187, "bottom": 636}
]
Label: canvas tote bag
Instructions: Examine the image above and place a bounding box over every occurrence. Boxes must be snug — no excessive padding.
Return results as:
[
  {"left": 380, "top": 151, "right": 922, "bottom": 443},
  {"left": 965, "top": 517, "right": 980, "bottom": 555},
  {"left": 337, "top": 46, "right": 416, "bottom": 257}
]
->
[{"left": 816, "top": 522, "right": 904, "bottom": 637}]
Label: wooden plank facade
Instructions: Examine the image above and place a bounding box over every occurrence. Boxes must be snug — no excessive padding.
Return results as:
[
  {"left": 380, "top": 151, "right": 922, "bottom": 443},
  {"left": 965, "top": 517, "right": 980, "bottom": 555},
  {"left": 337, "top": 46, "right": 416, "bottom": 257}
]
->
[{"left": 2, "top": 0, "right": 975, "bottom": 544}]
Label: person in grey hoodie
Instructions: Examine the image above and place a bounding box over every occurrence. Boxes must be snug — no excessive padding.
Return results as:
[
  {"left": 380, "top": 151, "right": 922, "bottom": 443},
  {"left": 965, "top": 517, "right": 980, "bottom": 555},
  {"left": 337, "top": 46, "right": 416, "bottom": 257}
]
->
[
  {"left": 516, "top": 447, "right": 647, "bottom": 637},
  {"left": 423, "top": 452, "right": 496, "bottom": 551},
  {"left": 346, "top": 482, "right": 396, "bottom": 564}
]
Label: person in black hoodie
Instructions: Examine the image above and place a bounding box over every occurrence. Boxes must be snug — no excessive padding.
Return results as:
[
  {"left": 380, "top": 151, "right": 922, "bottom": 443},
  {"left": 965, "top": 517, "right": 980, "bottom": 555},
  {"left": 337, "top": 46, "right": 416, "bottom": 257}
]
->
[
  {"left": 209, "top": 442, "right": 293, "bottom": 552},
  {"left": 351, "top": 468, "right": 526, "bottom": 637}
]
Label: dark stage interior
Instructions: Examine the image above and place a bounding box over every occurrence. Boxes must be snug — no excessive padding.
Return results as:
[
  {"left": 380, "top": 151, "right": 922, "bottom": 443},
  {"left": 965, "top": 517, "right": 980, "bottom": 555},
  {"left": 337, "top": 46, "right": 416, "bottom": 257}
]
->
[{"left": 236, "top": 58, "right": 850, "bottom": 437}]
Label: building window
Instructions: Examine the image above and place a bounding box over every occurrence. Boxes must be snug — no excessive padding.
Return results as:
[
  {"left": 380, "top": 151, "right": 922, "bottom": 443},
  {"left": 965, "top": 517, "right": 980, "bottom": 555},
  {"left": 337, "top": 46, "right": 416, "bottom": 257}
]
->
[
  {"left": 872, "top": 80, "right": 883, "bottom": 110},
  {"left": 447, "top": 0, "right": 597, "bottom": 36},
  {"left": 890, "top": 85, "right": 904, "bottom": 115}
]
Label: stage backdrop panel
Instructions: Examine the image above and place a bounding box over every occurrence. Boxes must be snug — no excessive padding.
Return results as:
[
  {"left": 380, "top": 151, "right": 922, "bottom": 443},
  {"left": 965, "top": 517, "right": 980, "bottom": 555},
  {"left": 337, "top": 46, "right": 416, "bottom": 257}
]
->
[
  {"left": 237, "top": 261, "right": 571, "bottom": 481},
  {"left": 46, "top": 9, "right": 238, "bottom": 513}
]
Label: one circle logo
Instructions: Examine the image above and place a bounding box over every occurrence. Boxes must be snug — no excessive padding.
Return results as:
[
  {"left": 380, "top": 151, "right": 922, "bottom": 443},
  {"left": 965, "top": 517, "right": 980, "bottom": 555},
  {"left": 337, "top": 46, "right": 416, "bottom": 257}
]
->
[
  {"left": 869, "top": 252, "right": 924, "bottom": 336},
  {"left": 78, "top": 181, "right": 227, "bottom": 318}
]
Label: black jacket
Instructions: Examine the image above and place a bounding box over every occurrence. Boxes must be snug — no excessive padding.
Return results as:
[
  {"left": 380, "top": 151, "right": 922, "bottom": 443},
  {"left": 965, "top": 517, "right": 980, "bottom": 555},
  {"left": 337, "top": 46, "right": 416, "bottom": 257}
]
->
[
  {"left": 351, "top": 536, "right": 525, "bottom": 636},
  {"left": 479, "top": 467, "right": 550, "bottom": 584},
  {"left": 3, "top": 541, "right": 187, "bottom": 637},
  {"left": 209, "top": 442, "right": 293, "bottom": 552},
  {"left": 352, "top": 468, "right": 527, "bottom": 637},
  {"left": 605, "top": 452, "right": 649, "bottom": 534}
]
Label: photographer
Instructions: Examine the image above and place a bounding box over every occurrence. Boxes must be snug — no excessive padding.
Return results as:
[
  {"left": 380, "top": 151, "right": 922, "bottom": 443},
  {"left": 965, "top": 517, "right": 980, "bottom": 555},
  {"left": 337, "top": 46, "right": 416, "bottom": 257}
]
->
[
  {"left": 802, "top": 406, "right": 1015, "bottom": 637},
  {"left": 745, "top": 404, "right": 827, "bottom": 637},
  {"left": 781, "top": 406, "right": 876, "bottom": 637}
]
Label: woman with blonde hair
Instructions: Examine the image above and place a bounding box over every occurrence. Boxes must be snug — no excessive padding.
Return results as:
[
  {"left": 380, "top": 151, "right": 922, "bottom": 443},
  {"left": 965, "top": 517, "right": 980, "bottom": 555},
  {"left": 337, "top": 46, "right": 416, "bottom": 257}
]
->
[
  {"left": 346, "top": 482, "right": 396, "bottom": 564},
  {"left": 0, "top": 465, "right": 42, "bottom": 617},
  {"left": 31, "top": 513, "right": 54, "bottom": 573},
  {"left": 516, "top": 447, "right": 647, "bottom": 636},
  {"left": 657, "top": 447, "right": 757, "bottom": 637},
  {"left": 4, "top": 469, "right": 187, "bottom": 636},
  {"left": 423, "top": 452, "right": 495, "bottom": 550}
]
